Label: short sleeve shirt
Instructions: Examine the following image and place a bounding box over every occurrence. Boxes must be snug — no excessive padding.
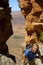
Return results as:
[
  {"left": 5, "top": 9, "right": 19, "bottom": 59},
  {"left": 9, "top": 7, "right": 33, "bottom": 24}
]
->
[{"left": 24, "top": 49, "right": 40, "bottom": 61}]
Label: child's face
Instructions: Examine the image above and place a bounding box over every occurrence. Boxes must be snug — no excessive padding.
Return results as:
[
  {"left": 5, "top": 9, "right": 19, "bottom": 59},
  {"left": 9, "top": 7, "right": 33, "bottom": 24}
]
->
[{"left": 32, "top": 45, "right": 38, "bottom": 53}]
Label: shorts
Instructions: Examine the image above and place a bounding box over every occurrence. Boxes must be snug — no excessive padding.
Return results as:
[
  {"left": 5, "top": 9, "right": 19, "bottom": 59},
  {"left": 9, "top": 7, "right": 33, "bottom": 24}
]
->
[{"left": 22, "top": 59, "right": 35, "bottom": 65}]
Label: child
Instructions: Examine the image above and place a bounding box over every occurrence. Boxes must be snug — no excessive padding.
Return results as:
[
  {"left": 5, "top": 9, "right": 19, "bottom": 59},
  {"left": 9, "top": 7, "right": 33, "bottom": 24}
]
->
[{"left": 22, "top": 43, "right": 43, "bottom": 65}]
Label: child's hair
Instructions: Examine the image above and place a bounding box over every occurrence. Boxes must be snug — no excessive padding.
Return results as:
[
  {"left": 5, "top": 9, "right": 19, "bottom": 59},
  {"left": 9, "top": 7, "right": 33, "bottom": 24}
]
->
[
  {"left": 32, "top": 43, "right": 39, "bottom": 52},
  {"left": 26, "top": 43, "right": 33, "bottom": 49}
]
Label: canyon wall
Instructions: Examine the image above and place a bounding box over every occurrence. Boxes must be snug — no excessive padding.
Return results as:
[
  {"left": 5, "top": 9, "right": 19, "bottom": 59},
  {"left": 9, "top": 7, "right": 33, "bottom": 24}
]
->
[
  {"left": 18, "top": 0, "right": 43, "bottom": 44},
  {"left": 0, "top": 0, "right": 13, "bottom": 55}
]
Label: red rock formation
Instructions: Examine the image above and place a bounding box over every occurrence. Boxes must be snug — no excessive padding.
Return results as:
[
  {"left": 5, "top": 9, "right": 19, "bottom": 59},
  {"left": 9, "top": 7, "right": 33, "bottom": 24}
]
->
[{"left": 18, "top": 0, "right": 43, "bottom": 44}]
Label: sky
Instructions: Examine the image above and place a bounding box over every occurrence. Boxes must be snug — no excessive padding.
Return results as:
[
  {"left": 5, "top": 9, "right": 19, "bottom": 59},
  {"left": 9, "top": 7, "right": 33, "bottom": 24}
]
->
[{"left": 9, "top": 0, "right": 20, "bottom": 11}]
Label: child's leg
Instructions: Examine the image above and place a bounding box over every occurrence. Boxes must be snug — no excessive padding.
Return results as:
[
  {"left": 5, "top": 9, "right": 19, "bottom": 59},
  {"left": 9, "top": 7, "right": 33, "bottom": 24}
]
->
[
  {"left": 29, "top": 59, "right": 35, "bottom": 65},
  {"left": 22, "top": 59, "right": 29, "bottom": 65},
  {"left": 24, "top": 59, "right": 35, "bottom": 65},
  {"left": 25, "top": 60, "right": 29, "bottom": 65}
]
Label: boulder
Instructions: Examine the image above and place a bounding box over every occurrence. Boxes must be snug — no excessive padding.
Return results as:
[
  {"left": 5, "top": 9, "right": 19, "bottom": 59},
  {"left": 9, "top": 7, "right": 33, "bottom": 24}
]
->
[{"left": 0, "top": 54, "right": 15, "bottom": 65}]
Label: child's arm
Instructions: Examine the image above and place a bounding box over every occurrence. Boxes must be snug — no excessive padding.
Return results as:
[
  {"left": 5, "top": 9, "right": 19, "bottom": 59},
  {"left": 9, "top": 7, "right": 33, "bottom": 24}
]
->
[
  {"left": 22, "top": 49, "right": 29, "bottom": 65},
  {"left": 22, "top": 54, "right": 26, "bottom": 65}
]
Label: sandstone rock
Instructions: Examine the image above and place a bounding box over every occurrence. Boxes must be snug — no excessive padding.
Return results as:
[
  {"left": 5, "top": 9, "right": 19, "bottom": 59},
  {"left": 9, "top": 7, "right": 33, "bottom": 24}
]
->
[
  {"left": 39, "top": 12, "right": 43, "bottom": 23},
  {"left": 25, "top": 35, "right": 31, "bottom": 42},
  {"left": 35, "top": 0, "right": 43, "bottom": 9},
  {"left": 34, "top": 25, "right": 43, "bottom": 34},
  {"left": 25, "top": 22, "right": 32, "bottom": 30},
  {"left": 18, "top": 0, "right": 32, "bottom": 18},
  {"left": 0, "top": 54, "right": 15, "bottom": 65},
  {"left": 26, "top": 14, "right": 39, "bottom": 23},
  {"left": 25, "top": 15, "right": 39, "bottom": 31},
  {"left": 18, "top": 0, "right": 43, "bottom": 44},
  {"left": 31, "top": 1, "right": 42, "bottom": 13},
  {"left": 19, "top": 1, "right": 31, "bottom": 9}
]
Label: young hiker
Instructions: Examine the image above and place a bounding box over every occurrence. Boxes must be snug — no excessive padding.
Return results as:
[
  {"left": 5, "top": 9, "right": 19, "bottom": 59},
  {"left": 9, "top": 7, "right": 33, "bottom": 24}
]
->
[{"left": 22, "top": 43, "right": 43, "bottom": 65}]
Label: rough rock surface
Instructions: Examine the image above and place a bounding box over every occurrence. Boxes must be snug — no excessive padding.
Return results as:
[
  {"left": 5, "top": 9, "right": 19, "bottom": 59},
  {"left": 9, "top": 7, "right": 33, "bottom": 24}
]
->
[
  {"left": 18, "top": 0, "right": 43, "bottom": 44},
  {"left": 0, "top": 54, "right": 15, "bottom": 65},
  {"left": 0, "top": 0, "right": 13, "bottom": 55}
]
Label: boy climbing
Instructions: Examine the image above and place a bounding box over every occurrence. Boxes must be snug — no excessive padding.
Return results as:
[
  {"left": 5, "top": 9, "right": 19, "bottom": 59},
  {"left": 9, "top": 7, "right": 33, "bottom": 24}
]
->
[{"left": 22, "top": 43, "right": 43, "bottom": 65}]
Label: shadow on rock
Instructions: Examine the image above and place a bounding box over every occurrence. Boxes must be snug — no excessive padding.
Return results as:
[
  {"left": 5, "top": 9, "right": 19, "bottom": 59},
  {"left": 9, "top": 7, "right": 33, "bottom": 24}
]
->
[{"left": 9, "top": 54, "right": 16, "bottom": 64}]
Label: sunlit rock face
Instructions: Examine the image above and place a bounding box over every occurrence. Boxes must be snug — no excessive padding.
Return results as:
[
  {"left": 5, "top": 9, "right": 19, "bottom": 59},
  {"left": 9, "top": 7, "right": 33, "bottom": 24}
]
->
[
  {"left": 18, "top": 0, "right": 43, "bottom": 44},
  {"left": 0, "top": 0, "right": 13, "bottom": 55},
  {"left": 18, "top": 0, "right": 43, "bottom": 65}
]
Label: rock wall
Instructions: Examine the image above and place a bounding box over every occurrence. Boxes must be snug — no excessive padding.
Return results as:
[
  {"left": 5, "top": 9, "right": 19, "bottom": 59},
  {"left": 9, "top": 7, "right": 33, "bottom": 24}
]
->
[
  {"left": 0, "top": 0, "right": 13, "bottom": 55},
  {"left": 18, "top": 0, "right": 43, "bottom": 44}
]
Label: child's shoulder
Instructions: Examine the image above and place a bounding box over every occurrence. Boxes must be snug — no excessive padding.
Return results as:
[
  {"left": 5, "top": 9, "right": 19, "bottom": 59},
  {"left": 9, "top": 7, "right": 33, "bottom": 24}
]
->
[{"left": 24, "top": 48, "right": 31, "bottom": 54}]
